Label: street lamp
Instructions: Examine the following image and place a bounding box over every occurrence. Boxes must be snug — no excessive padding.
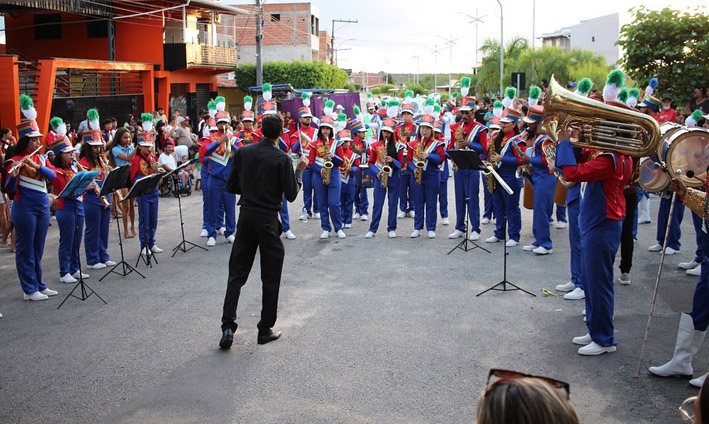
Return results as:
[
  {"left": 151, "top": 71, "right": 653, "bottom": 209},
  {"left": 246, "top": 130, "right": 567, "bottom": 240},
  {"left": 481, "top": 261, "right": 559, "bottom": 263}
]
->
[
  {"left": 458, "top": 11, "right": 487, "bottom": 73},
  {"left": 496, "top": 0, "right": 504, "bottom": 96}
]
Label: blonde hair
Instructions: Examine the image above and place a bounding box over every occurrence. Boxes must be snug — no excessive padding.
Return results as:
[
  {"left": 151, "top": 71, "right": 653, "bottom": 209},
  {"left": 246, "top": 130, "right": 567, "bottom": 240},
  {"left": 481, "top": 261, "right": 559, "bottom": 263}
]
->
[{"left": 476, "top": 377, "right": 580, "bottom": 424}]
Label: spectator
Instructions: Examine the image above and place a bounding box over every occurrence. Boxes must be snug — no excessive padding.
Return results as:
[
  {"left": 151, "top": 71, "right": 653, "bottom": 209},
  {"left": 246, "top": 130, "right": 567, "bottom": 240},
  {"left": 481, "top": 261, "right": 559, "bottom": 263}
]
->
[
  {"left": 173, "top": 118, "right": 193, "bottom": 147},
  {"left": 189, "top": 144, "right": 201, "bottom": 190},
  {"left": 684, "top": 87, "right": 709, "bottom": 116},
  {"left": 1, "top": 128, "right": 16, "bottom": 154},
  {"left": 159, "top": 140, "right": 189, "bottom": 188},
  {"left": 475, "top": 98, "right": 489, "bottom": 126},
  {"left": 0, "top": 147, "right": 11, "bottom": 249},
  {"left": 155, "top": 107, "right": 167, "bottom": 124},
  {"left": 108, "top": 127, "right": 137, "bottom": 238},
  {"left": 658, "top": 96, "right": 677, "bottom": 123}
]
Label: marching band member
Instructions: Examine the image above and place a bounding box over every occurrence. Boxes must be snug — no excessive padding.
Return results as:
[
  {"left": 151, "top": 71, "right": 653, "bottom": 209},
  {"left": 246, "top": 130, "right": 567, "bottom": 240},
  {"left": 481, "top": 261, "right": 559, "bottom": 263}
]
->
[
  {"left": 521, "top": 106, "right": 555, "bottom": 255},
  {"left": 45, "top": 116, "right": 72, "bottom": 155},
  {"left": 79, "top": 130, "right": 114, "bottom": 269},
  {"left": 236, "top": 109, "right": 260, "bottom": 146},
  {"left": 52, "top": 145, "right": 85, "bottom": 283},
  {"left": 485, "top": 109, "right": 529, "bottom": 247},
  {"left": 351, "top": 119, "right": 371, "bottom": 221},
  {"left": 308, "top": 116, "right": 346, "bottom": 239},
  {"left": 337, "top": 130, "right": 359, "bottom": 228},
  {"left": 263, "top": 102, "right": 296, "bottom": 241},
  {"left": 130, "top": 119, "right": 163, "bottom": 256},
  {"left": 5, "top": 108, "right": 58, "bottom": 301},
  {"left": 290, "top": 106, "right": 319, "bottom": 220},
  {"left": 199, "top": 118, "right": 217, "bottom": 238},
  {"left": 408, "top": 114, "right": 445, "bottom": 238},
  {"left": 434, "top": 119, "right": 450, "bottom": 226},
  {"left": 447, "top": 97, "right": 488, "bottom": 241},
  {"left": 365, "top": 118, "right": 403, "bottom": 238},
  {"left": 395, "top": 103, "right": 417, "bottom": 218},
  {"left": 204, "top": 111, "right": 239, "bottom": 246}
]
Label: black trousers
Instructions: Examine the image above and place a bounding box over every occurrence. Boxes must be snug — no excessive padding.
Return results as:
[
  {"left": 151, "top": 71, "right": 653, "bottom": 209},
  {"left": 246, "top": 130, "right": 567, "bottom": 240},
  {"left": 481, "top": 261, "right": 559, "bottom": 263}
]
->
[
  {"left": 221, "top": 207, "right": 284, "bottom": 332},
  {"left": 619, "top": 190, "right": 638, "bottom": 274}
]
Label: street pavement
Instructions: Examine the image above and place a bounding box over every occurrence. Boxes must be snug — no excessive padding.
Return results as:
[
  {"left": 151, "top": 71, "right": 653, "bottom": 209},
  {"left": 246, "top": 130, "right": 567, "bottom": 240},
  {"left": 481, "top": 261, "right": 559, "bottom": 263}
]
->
[{"left": 0, "top": 180, "right": 704, "bottom": 423}]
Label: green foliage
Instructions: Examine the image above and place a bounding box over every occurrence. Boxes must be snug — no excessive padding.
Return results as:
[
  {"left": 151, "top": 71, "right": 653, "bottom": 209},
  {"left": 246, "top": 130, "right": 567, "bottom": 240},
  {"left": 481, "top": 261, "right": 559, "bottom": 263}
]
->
[
  {"left": 440, "top": 94, "right": 450, "bottom": 103},
  {"left": 396, "top": 84, "right": 425, "bottom": 98},
  {"left": 371, "top": 84, "right": 395, "bottom": 95},
  {"left": 618, "top": 6, "right": 709, "bottom": 105},
  {"left": 234, "top": 61, "right": 348, "bottom": 90},
  {"left": 344, "top": 83, "right": 358, "bottom": 92}
]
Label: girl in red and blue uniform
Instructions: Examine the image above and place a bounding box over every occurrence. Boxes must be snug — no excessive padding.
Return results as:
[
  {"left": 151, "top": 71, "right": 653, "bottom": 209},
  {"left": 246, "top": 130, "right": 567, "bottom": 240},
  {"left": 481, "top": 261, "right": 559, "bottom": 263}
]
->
[
  {"left": 337, "top": 130, "right": 359, "bottom": 228},
  {"left": 308, "top": 116, "right": 345, "bottom": 239},
  {"left": 130, "top": 132, "right": 162, "bottom": 256}
]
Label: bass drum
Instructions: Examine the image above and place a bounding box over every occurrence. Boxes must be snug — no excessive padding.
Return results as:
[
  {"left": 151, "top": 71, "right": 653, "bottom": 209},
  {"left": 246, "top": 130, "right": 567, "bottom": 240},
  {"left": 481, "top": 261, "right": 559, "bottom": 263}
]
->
[
  {"left": 637, "top": 158, "right": 671, "bottom": 193},
  {"left": 665, "top": 128, "right": 709, "bottom": 188},
  {"left": 656, "top": 122, "right": 684, "bottom": 163}
]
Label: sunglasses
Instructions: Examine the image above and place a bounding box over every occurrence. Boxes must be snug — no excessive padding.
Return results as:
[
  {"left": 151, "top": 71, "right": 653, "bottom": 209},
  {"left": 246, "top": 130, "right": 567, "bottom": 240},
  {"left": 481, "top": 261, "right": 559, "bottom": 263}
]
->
[{"left": 485, "top": 369, "right": 570, "bottom": 400}]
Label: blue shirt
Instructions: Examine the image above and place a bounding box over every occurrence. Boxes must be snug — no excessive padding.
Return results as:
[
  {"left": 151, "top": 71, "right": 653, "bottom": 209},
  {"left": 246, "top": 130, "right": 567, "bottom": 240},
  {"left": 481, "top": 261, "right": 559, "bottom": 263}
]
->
[{"left": 112, "top": 144, "right": 134, "bottom": 167}]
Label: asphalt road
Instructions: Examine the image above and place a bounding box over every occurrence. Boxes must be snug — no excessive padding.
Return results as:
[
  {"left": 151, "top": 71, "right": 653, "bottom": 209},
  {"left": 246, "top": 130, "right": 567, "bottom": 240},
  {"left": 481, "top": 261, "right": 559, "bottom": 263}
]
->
[{"left": 0, "top": 180, "right": 703, "bottom": 423}]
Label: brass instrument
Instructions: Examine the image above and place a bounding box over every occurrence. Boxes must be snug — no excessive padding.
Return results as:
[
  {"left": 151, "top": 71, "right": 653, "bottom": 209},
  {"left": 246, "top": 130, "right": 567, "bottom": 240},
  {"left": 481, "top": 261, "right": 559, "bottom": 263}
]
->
[
  {"left": 541, "top": 142, "right": 576, "bottom": 188},
  {"left": 379, "top": 143, "right": 392, "bottom": 188},
  {"left": 7, "top": 146, "right": 42, "bottom": 174},
  {"left": 482, "top": 138, "right": 497, "bottom": 193},
  {"left": 96, "top": 154, "right": 112, "bottom": 208},
  {"left": 413, "top": 142, "right": 425, "bottom": 184},
  {"left": 539, "top": 75, "right": 661, "bottom": 157},
  {"left": 339, "top": 154, "right": 352, "bottom": 178},
  {"left": 454, "top": 124, "right": 467, "bottom": 150},
  {"left": 510, "top": 131, "right": 531, "bottom": 180},
  {"left": 224, "top": 125, "right": 233, "bottom": 157},
  {"left": 319, "top": 140, "right": 333, "bottom": 185}
]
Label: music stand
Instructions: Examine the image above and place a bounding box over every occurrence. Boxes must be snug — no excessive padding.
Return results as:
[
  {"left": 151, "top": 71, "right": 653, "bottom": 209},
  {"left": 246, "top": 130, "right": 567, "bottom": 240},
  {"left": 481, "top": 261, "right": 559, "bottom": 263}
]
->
[
  {"left": 446, "top": 150, "right": 491, "bottom": 255},
  {"left": 125, "top": 173, "right": 162, "bottom": 268},
  {"left": 56, "top": 170, "right": 108, "bottom": 309},
  {"left": 164, "top": 159, "right": 208, "bottom": 256},
  {"left": 97, "top": 165, "right": 144, "bottom": 281}
]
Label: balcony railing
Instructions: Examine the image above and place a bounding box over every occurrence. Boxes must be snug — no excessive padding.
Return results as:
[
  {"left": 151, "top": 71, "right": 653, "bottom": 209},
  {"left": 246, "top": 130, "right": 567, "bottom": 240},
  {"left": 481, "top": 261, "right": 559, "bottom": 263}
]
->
[{"left": 164, "top": 43, "right": 237, "bottom": 71}]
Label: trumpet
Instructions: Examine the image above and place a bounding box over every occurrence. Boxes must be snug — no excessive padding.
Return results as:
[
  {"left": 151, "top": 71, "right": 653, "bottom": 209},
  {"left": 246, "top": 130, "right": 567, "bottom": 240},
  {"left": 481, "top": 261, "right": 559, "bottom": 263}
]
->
[
  {"left": 7, "top": 146, "right": 42, "bottom": 174},
  {"left": 413, "top": 142, "right": 425, "bottom": 185}
]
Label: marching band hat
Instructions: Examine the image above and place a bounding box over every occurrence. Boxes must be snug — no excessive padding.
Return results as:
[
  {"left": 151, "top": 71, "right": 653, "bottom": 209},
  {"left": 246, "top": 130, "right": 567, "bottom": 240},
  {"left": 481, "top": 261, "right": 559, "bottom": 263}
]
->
[
  {"left": 401, "top": 103, "right": 415, "bottom": 115},
  {"left": 208, "top": 118, "right": 218, "bottom": 131},
  {"left": 433, "top": 120, "right": 444, "bottom": 133},
  {"left": 298, "top": 106, "right": 312, "bottom": 118},
  {"left": 83, "top": 130, "right": 104, "bottom": 145},
  {"left": 366, "top": 102, "right": 375, "bottom": 110},
  {"left": 500, "top": 109, "right": 522, "bottom": 124},
  {"left": 377, "top": 108, "right": 388, "bottom": 118},
  {"left": 489, "top": 117, "right": 502, "bottom": 130},
  {"left": 137, "top": 132, "right": 154, "bottom": 147},
  {"left": 58, "top": 145, "right": 75, "bottom": 154},
  {"left": 523, "top": 105, "right": 544, "bottom": 124},
  {"left": 17, "top": 120, "right": 43, "bottom": 138},
  {"left": 241, "top": 110, "right": 255, "bottom": 122},
  {"left": 418, "top": 114, "right": 436, "bottom": 128},
  {"left": 349, "top": 119, "right": 366, "bottom": 133},
  {"left": 262, "top": 101, "right": 278, "bottom": 115},
  {"left": 216, "top": 110, "right": 231, "bottom": 123},
  {"left": 319, "top": 115, "right": 335, "bottom": 129},
  {"left": 337, "top": 129, "right": 352, "bottom": 142},
  {"left": 639, "top": 96, "right": 660, "bottom": 112},
  {"left": 381, "top": 118, "right": 397, "bottom": 133},
  {"left": 458, "top": 97, "right": 476, "bottom": 112}
]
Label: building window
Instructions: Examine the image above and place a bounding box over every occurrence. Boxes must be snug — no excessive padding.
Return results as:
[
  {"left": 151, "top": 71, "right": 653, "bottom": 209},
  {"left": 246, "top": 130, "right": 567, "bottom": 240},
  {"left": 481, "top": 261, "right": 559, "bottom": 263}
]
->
[
  {"left": 87, "top": 20, "right": 108, "bottom": 38},
  {"left": 271, "top": 13, "right": 280, "bottom": 22},
  {"left": 34, "top": 14, "right": 62, "bottom": 40}
]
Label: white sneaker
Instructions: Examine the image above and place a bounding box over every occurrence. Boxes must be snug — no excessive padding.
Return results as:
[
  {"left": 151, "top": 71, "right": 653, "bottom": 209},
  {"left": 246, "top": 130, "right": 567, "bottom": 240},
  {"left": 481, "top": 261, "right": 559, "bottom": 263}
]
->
[
  {"left": 353, "top": 213, "right": 361, "bottom": 220},
  {"left": 442, "top": 217, "right": 450, "bottom": 225},
  {"left": 469, "top": 231, "right": 480, "bottom": 241},
  {"left": 218, "top": 227, "right": 226, "bottom": 235},
  {"left": 572, "top": 333, "right": 592, "bottom": 345},
  {"left": 365, "top": 231, "right": 375, "bottom": 239},
  {"left": 388, "top": 231, "right": 396, "bottom": 238},
  {"left": 200, "top": 229, "right": 209, "bottom": 237},
  {"left": 679, "top": 260, "right": 700, "bottom": 270},
  {"left": 207, "top": 237, "right": 216, "bottom": 247},
  {"left": 578, "top": 342, "right": 616, "bottom": 356},
  {"left": 397, "top": 211, "right": 406, "bottom": 218},
  {"left": 449, "top": 229, "right": 464, "bottom": 239},
  {"left": 320, "top": 231, "right": 330, "bottom": 239},
  {"left": 284, "top": 230, "right": 296, "bottom": 240},
  {"left": 23, "top": 291, "right": 49, "bottom": 301},
  {"left": 40, "top": 288, "right": 58, "bottom": 296},
  {"left": 0, "top": 312, "right": 3, "bottom": 318},
  {"left": 72, "top": 271, "right": 89, "bottom": 279},
  {"left": 555, "top": 281, "right": 575, "bottom": 292},
  {"left": 337, "top": 229, "right": 346, "bottom": 239},
  {"left": 410, "top": 230, "right": 420, "bottom": 238},
  {"left": 505, "top": 239, "right": 518, "bottom": 247},
  {"left": 60, "top": 273, "right": 77, "bottom": 284},
  {"left": 664, "top": 247, "right": 679, "bottom": 255},
  {"left": 104, "top": 260, "right": 117, "bottom": 266},
  {"left": 88, "top": 263, "right": 107, "bottom": 270},
  {"left": 619, "top": 273, "right": 631, "bottom": 285},
  {"left": 226, "top": 235, "right": 235, "bottom": 243},
  {"left": 582, "top": 308, "right": 586, "bottom": 316},
  {"left": 428, "top": 231, "right": 436, "bottom": 238},
  {"left": 522, "top": 244, "right": 536, "bottom": 252},
  {"left": 481, "top": 217, "right": 491, "bottom": 225},
  {"left": 485, "top": 235, "right": 500, "bottom": 243},
  {"left": 533, "top": 246, "right": 552, "bottom": 255},
  {"left": 344, "top": 223, "right": 352, "bottom": 229},
  {"left": 555, "top": 221, "right": 567, "bottom": 229},
  {"left": 298, "top": 214, "right": 306, "bottom": 221},
  {"left": 360, "top": 215, "right": 368, "bottom": 221},
  {"left": 141, "top": 247, "right": 149, "bottom": 256},
  {"left": 687, "top": 264, "right": 702, "bottom": 276},
  {"left": 151, "top": 245, "right": 163, "bottom": 253},
  {"left": 409, "top": 211, "right": 415, "bottom": 218},
  {"left": 314, "top": 212, "right": 321, "bottom": 219},
  {"left": 564, "top": 287, "right": 585, "bottom": 300},
  {"left": 648, "top": 243, "right": 662, "bottom": 252}
]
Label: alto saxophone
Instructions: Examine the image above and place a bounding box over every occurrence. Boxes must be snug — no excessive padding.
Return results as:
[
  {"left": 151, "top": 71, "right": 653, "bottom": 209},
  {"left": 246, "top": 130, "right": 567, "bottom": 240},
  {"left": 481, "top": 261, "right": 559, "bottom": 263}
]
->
[
  {"left": 96, "top": 155, "right": 111, "bottom": 209},
  {"left": 414, "top": 142, "right": 425, "bottom": 185},
  {"left": 483, "top": 139, "right": 497, "bottom": 193},
  {"left": 319, "top": 140, "right": 333, "bottom": 185},
  {"left": 379, "top": 143, "right": 392, "bottom": 188}
]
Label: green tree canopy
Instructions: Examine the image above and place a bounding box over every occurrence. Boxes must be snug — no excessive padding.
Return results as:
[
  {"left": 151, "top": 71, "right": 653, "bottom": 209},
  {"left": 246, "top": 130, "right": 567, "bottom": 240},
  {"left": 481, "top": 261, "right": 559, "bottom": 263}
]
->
[
  {"left": 234, "top": 61, "right": 348, "bottom": 90},
  {"left": 617, "top": 6, "right": 709, "bottom": 105}
]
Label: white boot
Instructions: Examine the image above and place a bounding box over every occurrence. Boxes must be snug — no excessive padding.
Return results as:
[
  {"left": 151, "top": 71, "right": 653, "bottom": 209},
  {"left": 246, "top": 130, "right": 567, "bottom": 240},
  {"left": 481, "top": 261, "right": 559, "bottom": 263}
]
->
[
  {"left": 690, "top": 372, "right": 709, "bottom": 388},
  {"left": 649, "top": 313, "right": 705, "bottom": 378}
]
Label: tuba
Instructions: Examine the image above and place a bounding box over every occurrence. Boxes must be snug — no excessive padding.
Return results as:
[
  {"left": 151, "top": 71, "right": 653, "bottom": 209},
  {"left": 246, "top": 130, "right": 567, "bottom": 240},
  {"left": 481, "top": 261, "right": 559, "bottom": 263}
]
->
[
  {"left": 319, "top": 140, "right": 333, "bottom": 185},
  {"left": 541, "top": 141, "right": 575, "bottom": 188},
  {"left": 413, "top": 141, "right": 425, "bottom": 185},
  {"left": 539, "top": 75, "right": 660, "bottom": 157}
]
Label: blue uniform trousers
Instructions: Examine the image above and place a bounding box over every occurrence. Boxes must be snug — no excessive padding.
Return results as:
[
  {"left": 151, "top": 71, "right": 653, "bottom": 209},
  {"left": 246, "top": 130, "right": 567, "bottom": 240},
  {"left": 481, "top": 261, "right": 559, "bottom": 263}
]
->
[
  {"left": 556, "top": 204, "right": 567, "bottom": 222},
  {"left": 84, "top": 202, "right": 111, "bottom": 265},
  {"left": 12, "top": 204, "right": 50, "bottom": 294},
  {"left": 279, "top": 195, "right": 290, "bottom": 233},
  {"left": 691, "top": 228, "right": 709, "bottom": 330},
  {"left": 532, "top": 173, "right": 555, "bottom": 249},
  {"left": 341, "top": 181, "right": 355, "bottom": 225},
  {"left": 411, "top": 180, "right": 438, "bottom": 231},
  {"left": 312, "top": 171, "right": 342, "bottom": 232},
  {"left": 438, "top": 178, "right": 448, "bottom": 219},
  {"left": 583, "top": 218, "right": 622, "bottom": 347},
  {"left": 399, "top": 173, "right": 414, "bottom": 213},
  {"left": 302, "top": 167, "right": 318, "bottom": 216},
  {"left": 207, "top": 177, "right": 236, "bottom": 239},
  {"left": 692, "top": 211, "right": 704, "bottom": 263},
  {"left": 453, "top": 170, "right": 481, "bottom": 233},
  {"left": 56, "top": 204, "right": 84, "bottom": 276},
  {"left": 483, "top": 184, "right": 493, "bottom": 219},
  {"left": 201, "top": 170, "right": 210, "bottom": 230},
  {"left": 567, "top": 198, "right": 583, "bottom": 290},
  {"left": 137, "top": 193, "right": 158, "bottom": 249},
  {"left": 354, "top": 186, "right": 369, "bottom": 216},
  {"left": 369, "top": 182, "right": 399, "bottom": 233},
  {"left": 656, "top": 195, "right": 684, "bottom": 250},
  {"left": 492, "top": 176, "right": 522, "bottom": 242}
]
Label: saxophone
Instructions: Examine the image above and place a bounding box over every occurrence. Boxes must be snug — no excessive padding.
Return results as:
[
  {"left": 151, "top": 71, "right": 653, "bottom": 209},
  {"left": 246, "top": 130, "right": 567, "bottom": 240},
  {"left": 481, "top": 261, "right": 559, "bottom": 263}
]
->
[
  {"left": 413, "top": 141, "right": 425, "bottom": 185},
  {"left": 483, "top": 139, "right": 497, "bottom": 193},
  {"left": 339, "top": 153, "right": 352, "bottom": 178},
  {"left": 96, "top": 155, "right": 111, "bottom": 209},
  {"left": 319, "top": 140, "right": 333, "bottom": 185},
  {"left": 379, "top": 143, "right": 391, "bottom": 188}
]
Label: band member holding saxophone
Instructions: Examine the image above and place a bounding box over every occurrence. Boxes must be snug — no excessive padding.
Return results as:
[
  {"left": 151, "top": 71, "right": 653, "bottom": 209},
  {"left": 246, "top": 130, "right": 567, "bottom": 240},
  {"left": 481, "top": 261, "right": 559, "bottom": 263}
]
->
[
  {"left": 447, "top": 97, "right": 489, "bottom": 241},
  {"left": 308, "top": 116, "right": 346, "bottom": 239},
  {"left": 407, "top": 114, "right": 445, "bottom": 238},
  {"left": 80, "top": 130, "right": 114, "bottom": 270},
  {"left": 290, "top": 106, "right": 319, "bottom": 220},
  {"left": 337, "top": 130, "right": 359, "bottom": 228},
  {"left": 351, "top": 120, "right": 371, "bottom": 221},
  {"left": 395, "top": 104, "right": 417, "bottom": 218},
  {"left": 130, "top": 126, "right": 163, "bottom": 257},
  {"left": 365, "top": 118, "right": 403, "bottom": 238},
  {"left": 434, "top": 119, "right": 450, "bottom": 226}
]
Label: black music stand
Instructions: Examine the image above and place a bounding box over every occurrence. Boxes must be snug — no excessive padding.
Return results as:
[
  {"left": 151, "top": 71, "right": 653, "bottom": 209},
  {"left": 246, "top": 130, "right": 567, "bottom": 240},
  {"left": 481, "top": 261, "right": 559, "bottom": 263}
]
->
[
  {"left": 446, "top": 150, "right": 491, "bottom": 255},
  {"left": 164, "top": 159, "right": 207, "bottom": 256},
  {"left": 125, "top": 173, "right": 162, "bottom": 268},
  {"left": 56, "top": 170, "right": 108, "bottom": 309},
  {"left": 98, "top": 165, "right": 144, "bottom": 281}
]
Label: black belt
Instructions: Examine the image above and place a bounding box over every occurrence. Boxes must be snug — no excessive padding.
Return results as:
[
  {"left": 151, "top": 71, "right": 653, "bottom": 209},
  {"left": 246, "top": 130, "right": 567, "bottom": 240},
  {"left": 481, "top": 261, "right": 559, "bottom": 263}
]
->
[{"left": 240, "top": 205, "right": 279, "bottom": 216}]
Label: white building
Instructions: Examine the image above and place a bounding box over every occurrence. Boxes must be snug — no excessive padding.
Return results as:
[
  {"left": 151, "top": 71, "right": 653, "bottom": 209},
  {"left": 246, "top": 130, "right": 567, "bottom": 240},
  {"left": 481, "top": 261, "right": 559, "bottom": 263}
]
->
[{"left": 540, "top": 13, "right": 619, "bottom": 66}]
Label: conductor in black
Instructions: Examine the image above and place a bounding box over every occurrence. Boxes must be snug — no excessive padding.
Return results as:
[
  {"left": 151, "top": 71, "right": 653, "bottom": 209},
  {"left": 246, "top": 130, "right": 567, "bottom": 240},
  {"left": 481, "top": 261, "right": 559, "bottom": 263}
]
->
[{"left": 219, "top": 113, "right": 306, "bottom": 348}]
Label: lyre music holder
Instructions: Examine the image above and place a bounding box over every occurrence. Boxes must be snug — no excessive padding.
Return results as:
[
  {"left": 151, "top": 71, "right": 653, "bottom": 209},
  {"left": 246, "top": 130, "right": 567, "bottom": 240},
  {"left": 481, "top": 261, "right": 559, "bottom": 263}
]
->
[
  {"left": 163, "top": 159, "right": 208, "bottom": 256},
  {"left": 125, "top": 173, "right": 163, "bottom": 268}
]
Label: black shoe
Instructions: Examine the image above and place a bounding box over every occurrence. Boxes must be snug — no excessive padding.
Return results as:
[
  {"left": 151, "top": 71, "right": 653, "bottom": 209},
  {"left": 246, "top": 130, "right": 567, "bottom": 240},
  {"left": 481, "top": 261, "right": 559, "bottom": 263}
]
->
[
  {"left": 257, "top": 329, "right": 282, "bottom": 345},
  {"left": 219, "top": 328, "right": 234, "bottom": 349}
]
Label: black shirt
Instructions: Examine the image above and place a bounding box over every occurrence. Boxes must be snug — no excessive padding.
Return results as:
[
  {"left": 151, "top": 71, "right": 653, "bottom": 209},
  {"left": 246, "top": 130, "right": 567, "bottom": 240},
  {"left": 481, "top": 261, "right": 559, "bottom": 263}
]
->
[
  {"left": 227, "top": 138, "right": 301, "bottom": 212},
  {"left": 474, "top": 109, "right": 487, "bottom": 126},
  {"left": 688, "top": 99, "right": 709, "bottom": 114}
]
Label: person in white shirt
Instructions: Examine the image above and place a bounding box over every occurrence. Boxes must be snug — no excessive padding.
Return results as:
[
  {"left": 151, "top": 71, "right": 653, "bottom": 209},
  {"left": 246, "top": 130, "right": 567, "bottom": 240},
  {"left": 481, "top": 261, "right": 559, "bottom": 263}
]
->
[{"left": 158, "top": 141, "right": 189, "bottom": 187}]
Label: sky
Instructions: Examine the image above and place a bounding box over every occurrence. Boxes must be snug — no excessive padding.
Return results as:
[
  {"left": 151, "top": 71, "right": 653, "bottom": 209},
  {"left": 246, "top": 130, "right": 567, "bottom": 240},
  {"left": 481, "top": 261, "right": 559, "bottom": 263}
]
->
[{"left": 227, "top": 0, "right": 703, "bottom": 74}]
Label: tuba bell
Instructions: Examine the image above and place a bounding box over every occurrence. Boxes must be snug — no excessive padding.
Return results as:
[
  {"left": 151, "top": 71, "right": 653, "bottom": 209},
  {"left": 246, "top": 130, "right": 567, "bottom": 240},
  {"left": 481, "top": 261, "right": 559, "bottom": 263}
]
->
[{"left": 539, "top": 75, "right": 660, "bottom": 157}]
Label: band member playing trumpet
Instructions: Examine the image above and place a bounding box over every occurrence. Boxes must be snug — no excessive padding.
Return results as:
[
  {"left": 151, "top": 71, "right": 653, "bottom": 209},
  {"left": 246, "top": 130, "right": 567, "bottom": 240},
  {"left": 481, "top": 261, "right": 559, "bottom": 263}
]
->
[
  {"left": 447, "top": 97, "right": 489, "bottom": 241},
  {"left": 79, "top": 130, "right": 114, "bottom": 270},
  {"left": 365, "top": 118, "right": 403, "bottom": 238},
  {"left": 290, "top": 106, "right": 319, "bottom": 220},
  {"left": 130, "top": 131, "right": 163, "bottom": 257},
  {"left": 308, "top": 116, "right": 346, "bottom": 239},
  {"left": 337, "top": 130, "right": 359, "bottom": 228},
  {"left": 407, "top": 114, "right": 445, "bottom": 238},
  {"left": 52, "top": 145, "right": 85, "bottom": 283},
  {"left": 5, "top": 117, "right": 58, "bottom": 301}
]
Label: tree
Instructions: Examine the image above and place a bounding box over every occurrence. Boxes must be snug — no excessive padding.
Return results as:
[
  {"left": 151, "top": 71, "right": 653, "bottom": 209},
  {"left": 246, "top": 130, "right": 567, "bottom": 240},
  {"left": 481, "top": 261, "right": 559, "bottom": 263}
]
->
[
  {"left": 233, "top": 61, "right": 348, "bottom": 90},
  {"left": 618, "top": 6, "right": 709, "bottom": 105}
]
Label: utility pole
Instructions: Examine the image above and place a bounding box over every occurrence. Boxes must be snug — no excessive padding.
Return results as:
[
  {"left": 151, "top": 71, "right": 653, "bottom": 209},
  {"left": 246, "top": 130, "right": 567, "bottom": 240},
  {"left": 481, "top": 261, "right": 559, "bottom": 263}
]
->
[
  {"left": 438, "top": 34, "right": 460, "bottom": 96},
  {"left": 459, "top": 11, "right": 486, "bottom": 73},
  {"left": 330, "top": 18, "right": 358, "bottom": 66},
  {"left": 255, "top": 0, "right": 263, "bottom": 86},
  {"left": 496, "top": 0, "right": 504, "bottom": 96}
]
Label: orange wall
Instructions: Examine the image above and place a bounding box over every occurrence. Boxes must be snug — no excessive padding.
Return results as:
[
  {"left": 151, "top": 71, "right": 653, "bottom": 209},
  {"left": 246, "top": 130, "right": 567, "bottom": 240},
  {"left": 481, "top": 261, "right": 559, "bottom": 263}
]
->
[{"left": 114, "top": 16, "right": 164, "bottom": 69}]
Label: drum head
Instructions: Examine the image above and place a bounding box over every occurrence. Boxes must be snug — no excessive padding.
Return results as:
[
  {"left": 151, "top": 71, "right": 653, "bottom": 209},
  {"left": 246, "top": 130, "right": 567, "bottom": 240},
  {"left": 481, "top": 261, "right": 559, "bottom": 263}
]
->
[
  {"left": 638, "top": 158, "right": 670, "bottom": 192},
  {"left": 657, "top": 122, "right": 683, "bottom": 162},
  {"left": 666, "top": 129, "right": 709, "bottom": 188}
]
